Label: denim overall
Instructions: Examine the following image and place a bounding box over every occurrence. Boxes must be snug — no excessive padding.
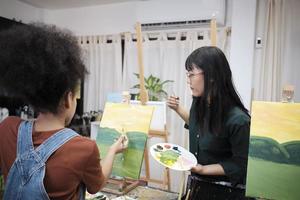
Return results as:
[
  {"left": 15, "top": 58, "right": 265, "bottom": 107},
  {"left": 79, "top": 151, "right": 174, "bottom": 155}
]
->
[{"left": 4, "top": 120, "right": 85, "bottom": 200}]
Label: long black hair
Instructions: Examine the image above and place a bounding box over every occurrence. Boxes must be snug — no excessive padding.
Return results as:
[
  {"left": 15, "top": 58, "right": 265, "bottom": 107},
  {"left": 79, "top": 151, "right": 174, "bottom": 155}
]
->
[
  {"left": 185, "top": 46, "right": 249, "bottom": 135},
  {"left": 0, "top": 23, "right": 87, "bottom": 114}
]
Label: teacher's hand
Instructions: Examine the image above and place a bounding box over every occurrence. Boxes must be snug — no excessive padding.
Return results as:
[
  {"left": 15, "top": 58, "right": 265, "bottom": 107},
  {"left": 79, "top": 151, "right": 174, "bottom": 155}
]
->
[
  {"left": 191, "top": 164, "right": 204, "bottom": 174},
  {"left": 167, "top": 95, "right": 180, "bottom": 111}
]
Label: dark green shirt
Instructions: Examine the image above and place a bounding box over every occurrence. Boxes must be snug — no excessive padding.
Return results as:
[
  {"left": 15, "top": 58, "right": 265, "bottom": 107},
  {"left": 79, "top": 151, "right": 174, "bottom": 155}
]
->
[{"left": 186, "top": 99, "right": 250, "bottom": 185}]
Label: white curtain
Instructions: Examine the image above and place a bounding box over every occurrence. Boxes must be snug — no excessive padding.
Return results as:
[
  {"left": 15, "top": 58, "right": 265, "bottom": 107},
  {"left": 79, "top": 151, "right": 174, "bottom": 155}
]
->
[
  {"left": 253, "top": 0, "right": 285, "bottom": 101},
  {"left": 122, "top": 29, "right": 228, "bottom": 192},
  {"left": 281, "top": 0, "right": 300, "bottom": 102},
  {"left": 79, "top": 35, "right": 122, "bottom": 112}
]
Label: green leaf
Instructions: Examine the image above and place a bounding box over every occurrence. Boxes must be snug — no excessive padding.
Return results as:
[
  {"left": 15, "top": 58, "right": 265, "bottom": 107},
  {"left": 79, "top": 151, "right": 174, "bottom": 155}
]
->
[
  {"left": 133, "top": 73, "right": 140, "bottom": 79},
  {"left": 132, "top": 73, "right": 174, "bottom": 101},
  {"left": 148, "top": 76, "right": 153, "bottom": 87},
  {"left": 160, "top": 90, "right": 168, "bottom": 96},
  {"left": 155, "top": 77, "right": 160, "bottom": 84},
  {"left": 161, "top": 80, "right": 174, "bottom": 85},
  {"left": 131, "top": 84, "right": 140, "bottom": 89}
]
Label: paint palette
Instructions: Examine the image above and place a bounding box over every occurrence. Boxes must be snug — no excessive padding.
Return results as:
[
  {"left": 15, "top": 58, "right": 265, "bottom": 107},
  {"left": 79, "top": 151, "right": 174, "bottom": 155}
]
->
[{"left": 150, "top": 143, "right": 197, "bottom": 171}]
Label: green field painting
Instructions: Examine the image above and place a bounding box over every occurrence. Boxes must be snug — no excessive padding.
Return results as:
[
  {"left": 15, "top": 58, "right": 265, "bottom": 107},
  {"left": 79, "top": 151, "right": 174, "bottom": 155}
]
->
[
  {"left": 96, "top": 103, "right": 153, "bottom": 180},
  {"left": 246, "top": 157, "right": 300, "bottom": 200},
  {"left": 246, "top": 102, "right": 300, "bottom": 200},
  {"left": 96, "top": 127, "right": 148, "bottom": 179}
]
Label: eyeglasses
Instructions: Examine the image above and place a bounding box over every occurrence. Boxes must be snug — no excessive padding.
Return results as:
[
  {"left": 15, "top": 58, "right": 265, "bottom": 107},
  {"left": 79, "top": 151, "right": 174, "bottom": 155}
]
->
[{"left": 186, "top": 71, "right": 204, "bottom": 78}]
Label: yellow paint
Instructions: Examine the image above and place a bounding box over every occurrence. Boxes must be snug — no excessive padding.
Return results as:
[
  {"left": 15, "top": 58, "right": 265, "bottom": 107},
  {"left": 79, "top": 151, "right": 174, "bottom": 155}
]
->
[
  {"left": 251, "top": 101, "right": 300, "bottom": 143},
  {"left": 100, "top": 102, "right": 154, "bottom": 134}
]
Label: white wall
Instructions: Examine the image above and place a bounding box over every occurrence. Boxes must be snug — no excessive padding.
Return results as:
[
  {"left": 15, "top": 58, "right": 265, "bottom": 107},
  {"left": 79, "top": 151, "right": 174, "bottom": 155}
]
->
[
  {"left": 230, "top": 0, "right": 257, "bottom": 109},
  {"left": 0, "top": 0, "right": 44, "bottom": 23},
  {"left": 43, "top": 0, "right": 225, "bottom": 36},
  {"left": 136, "top": 0, "right": 225, "bottom": 24},
  {"left": 44, "top": 2, "right": 136, "bottom": 36},
  {"left": 225, "top": 0, "right": 233, "bottom": 26}
]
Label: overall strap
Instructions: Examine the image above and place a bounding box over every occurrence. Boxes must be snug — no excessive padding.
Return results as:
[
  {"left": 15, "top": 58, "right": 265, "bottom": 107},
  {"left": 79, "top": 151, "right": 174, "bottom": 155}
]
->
[
  {"left": 35, "top": 128, "right": 78, "bottom": 162},
  {"left": 17, "top": 120, "right": 35, "bottom": 157}
]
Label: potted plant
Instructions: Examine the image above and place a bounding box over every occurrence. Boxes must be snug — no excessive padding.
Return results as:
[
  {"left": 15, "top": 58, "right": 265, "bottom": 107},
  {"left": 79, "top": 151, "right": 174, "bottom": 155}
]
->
[{"left": 131, "top": 73, "right": 174, "bottom": 101}]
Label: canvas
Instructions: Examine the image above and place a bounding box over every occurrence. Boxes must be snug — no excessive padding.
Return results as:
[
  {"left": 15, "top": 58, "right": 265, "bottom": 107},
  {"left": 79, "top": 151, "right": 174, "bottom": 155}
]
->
[
  {"left": 130, "top": 100, "right": 166, "bottom": 131},
  {"left": 96, "top": 102, "right": 154, "bottom": 179},
  {"left": 246, "top": 101, "right": 300, "bottom": 200}
]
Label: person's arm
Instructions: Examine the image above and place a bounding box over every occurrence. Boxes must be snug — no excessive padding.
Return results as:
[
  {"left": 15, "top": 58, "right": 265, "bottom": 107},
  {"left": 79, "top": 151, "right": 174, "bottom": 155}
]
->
[
  {"left": 191, "top": 164, "right": 225, "bottom": 175},
  {"left": 83, "top": 136, "right": 127, "bottom": 193},
  {"left": 100, "top": 136, "right": 127, "bottom": 184},
  {"left": 167, "top": 96, "right": 189, "bottom": 125}
]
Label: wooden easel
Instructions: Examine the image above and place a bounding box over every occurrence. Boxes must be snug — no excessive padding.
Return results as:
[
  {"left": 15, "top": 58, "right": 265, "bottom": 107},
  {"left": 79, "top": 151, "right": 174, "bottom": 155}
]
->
[
  {"left": 102, "top": 177, "right": 142, "bottom": 195},
  {"left": 135, "top": 22, "right": 170, "bottom": 190},
  {"left": 210, "top": 16, "right": 217, "bottom": 46},
  {"left": 101, "top": 22, "right": 153, "bottom": 195},
  {"left": 142, "top": 126, "right": 171, "bottom": 190},
  {"left": 136, "top": 22, "right": 149, "bottom": 105}
]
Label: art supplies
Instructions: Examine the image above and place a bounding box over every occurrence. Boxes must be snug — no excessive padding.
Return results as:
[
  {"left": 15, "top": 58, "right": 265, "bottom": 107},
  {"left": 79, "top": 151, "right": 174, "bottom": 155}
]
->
[{"left": 150, "top": 143, "right": 197, "bottom": 171}]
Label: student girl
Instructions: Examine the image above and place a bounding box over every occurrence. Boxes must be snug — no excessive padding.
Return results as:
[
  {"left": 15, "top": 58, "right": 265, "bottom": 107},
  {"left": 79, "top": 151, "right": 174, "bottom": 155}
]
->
[{"left": 0, "top": 23, "right": 127, "bottom": 200}]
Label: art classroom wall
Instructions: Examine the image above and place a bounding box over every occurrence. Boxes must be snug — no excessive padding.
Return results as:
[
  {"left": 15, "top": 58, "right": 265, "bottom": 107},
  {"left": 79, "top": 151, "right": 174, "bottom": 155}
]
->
[
  {"left": 246, "top": 101, "right": 300, "bottom": 200},
  {"left": 43, "top": 0, "right": 226, "bottom": 36},
  {"left": 230, "top": 0, "right": 256, "bottom": 110},
  {"left": 42, "top": 0, "right": 256, "bottom": 110},
  {"left": 0, "top": 0, "right": 258, "bottom": 110},
  {"left": 0, "top": 0, "right": 44, "bottom": 23}
]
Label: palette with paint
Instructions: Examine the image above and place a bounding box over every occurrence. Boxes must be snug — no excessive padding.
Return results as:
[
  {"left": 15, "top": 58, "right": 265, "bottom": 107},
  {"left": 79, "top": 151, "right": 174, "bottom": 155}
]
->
[{"left": 150, "top": 143, "right": 197, "bottom": 171}]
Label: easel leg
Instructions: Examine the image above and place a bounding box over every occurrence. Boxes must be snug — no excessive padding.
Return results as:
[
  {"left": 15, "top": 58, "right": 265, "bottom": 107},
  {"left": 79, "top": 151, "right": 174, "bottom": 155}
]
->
[
  {"left": 163, "top": 167, "right": 171, "bottom": 190},
  {"left": 177, "top": 172, "right": 186, "bottom": 200},
  {"left": 144, "top": 142, "right": 150, "bottom": 180},
  {"left": 164, "top": 129, "right": 170, "bottom": 190},
  {"left": 102, "top": 178, "right": 140, "bottom": 195}
]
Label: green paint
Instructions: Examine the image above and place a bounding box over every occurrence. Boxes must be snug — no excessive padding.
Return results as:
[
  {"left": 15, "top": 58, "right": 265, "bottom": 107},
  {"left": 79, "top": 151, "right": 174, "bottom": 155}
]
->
[
  {"left": 246, "top": 158, "right": 300, "bottom": 200},
  {"left": 159, "top": 150, "right": 180, "bottom": 167}
]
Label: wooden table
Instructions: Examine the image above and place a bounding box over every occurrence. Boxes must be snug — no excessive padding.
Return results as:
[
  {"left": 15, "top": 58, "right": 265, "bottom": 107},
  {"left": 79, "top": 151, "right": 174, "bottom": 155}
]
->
[{"left": 86, "top": 186, "right": 178, "bottom": 200}]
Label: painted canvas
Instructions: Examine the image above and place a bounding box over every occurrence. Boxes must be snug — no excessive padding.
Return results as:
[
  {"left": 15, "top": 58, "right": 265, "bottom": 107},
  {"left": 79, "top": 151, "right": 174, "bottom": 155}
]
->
[
  {"left": 96, "top": 102, "right": 154, "bottom": 179},
  {"left": 246, "top": 101, "right": 300, "bottom": 200}
]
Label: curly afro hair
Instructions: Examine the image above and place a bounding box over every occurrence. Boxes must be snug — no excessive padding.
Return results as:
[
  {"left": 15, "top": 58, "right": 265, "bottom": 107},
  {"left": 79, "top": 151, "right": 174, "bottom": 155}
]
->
[{"left": 0, "top": 23, "right": 87, "bottom": 114}]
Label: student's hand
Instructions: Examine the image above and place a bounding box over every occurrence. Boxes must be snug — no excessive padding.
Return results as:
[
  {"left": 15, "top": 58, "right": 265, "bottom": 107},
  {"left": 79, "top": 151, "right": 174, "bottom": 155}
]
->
[
  {"left": 110, "top": 135, "right": 128, "bottom": 154},
  {"left": 191, "top": 164, "right": 203, "bottom": 174},
  {"left": 167, "top": 95, "right": 180, "bottom": 111}
]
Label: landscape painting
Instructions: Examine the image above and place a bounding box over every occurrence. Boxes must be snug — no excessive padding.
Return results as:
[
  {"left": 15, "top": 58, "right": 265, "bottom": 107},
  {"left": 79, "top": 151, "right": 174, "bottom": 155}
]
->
[
  {"left": 246, "top": 101, "right": 300, "bottom": 200},
  {"left": 96, "top": 102, "right": 154, "bottom": 179}
]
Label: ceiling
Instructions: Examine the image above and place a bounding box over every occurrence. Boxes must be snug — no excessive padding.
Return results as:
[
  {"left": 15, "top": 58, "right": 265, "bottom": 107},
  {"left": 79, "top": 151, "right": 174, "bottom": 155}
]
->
[{"left": 18, "top": 0, "right": 150, "bottom": 10}]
